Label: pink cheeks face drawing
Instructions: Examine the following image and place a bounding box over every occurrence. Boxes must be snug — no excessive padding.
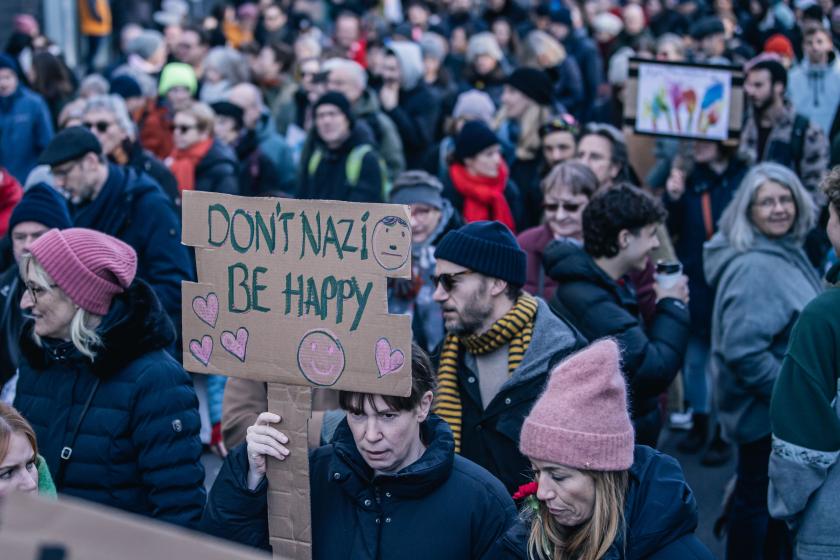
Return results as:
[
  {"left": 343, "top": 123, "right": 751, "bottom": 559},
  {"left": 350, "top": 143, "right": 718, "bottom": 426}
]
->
[
  {"left": 372, "top": 216, "right": 411, "bottom": 271},
  {"left": 297, "top": 329, "right": 346, "bottom": 386}
]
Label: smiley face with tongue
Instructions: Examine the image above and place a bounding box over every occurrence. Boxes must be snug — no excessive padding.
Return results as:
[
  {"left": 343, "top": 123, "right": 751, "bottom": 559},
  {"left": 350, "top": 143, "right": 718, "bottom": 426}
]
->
[
  {"left": 297, "top": 329, "right": 346, "bottom": 386},
  {"left": 372, "top": 216, "right": 411, "bottom": 271}
]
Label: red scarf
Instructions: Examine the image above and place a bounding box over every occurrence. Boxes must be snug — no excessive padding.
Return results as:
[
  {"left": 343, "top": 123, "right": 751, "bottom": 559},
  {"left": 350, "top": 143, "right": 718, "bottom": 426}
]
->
[
  {"left": 169, "top": 138, "right": 214, "bottom": 193},
  {"left": 449, "top": 161, "right": 516, "bottom": 231}
]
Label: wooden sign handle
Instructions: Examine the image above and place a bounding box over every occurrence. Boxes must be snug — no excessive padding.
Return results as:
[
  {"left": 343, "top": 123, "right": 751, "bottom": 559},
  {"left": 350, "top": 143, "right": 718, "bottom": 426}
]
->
[{"left": 265, "top": 384, "right": 313, "bottom": 559}]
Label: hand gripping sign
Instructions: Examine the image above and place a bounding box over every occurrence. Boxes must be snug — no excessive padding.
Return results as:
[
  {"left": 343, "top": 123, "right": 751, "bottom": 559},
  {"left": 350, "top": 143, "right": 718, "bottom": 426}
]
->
[{"left": 180, "top": 191, "right": 413, "bottom": 559}]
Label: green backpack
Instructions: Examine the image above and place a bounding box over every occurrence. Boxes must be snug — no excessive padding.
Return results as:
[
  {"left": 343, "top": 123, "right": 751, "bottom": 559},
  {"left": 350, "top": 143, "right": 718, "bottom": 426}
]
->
[{"left": 307, "top": 144, "right": 389, "bottom": 198}]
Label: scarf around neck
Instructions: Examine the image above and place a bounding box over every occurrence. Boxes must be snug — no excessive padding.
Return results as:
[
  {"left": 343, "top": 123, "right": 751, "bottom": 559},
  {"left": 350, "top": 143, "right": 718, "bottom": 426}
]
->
[
  {"left": 169, "top": 137, "right": 213, "bottom": 193},
  {"left": 434, "top": 293, "right": 538, "bottom": 452},
  {"left": 449, "top": 160, "right": 516, "bottom": 231}
]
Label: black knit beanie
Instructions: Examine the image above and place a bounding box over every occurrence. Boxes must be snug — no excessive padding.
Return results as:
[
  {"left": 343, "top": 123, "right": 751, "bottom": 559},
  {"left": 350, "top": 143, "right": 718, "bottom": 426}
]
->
[
  {"left": 312, "top": 91, "right": 355, "bottom": 127},
  {"left": 435, "top": 221, "right": 526, "bottom": 286},
  {"left": 453, "top": 120, "right": 499, "bottom": 162},
  {"left": 9, "top": 183, "right": 72, "bottom": 234},
  {"left": 506, "top": 67, "right": 554, "bottom": 107}
]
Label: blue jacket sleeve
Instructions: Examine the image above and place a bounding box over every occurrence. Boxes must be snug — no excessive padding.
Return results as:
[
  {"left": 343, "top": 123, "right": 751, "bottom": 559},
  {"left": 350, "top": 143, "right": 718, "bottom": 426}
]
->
[
  {"left": 201, "top": 443, "right": 271, "bottom": 551},
  {"left": 131, "top": 359, "right": 206, "bottom": 528}
]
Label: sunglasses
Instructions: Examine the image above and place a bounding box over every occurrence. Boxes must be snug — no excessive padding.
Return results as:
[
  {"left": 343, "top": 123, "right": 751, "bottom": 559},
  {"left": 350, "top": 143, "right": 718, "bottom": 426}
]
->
[
  {"left": 171, "top": 124, "right": 198, "bottom": 134},
  {"left": 432, "top": 270, "right": 473, "bottom": 292},
  {"left": 82, "top": 120, "right": 113, "bottom": 133},
  {"left": 543, "top": 201, "right": 583, "bottom": 213}
]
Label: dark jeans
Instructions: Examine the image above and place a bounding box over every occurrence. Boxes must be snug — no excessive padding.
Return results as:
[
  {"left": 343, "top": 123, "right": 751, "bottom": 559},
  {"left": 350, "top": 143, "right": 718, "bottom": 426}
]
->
[{"left": 726, "top": 436, "right": 792, "bottom": 560}]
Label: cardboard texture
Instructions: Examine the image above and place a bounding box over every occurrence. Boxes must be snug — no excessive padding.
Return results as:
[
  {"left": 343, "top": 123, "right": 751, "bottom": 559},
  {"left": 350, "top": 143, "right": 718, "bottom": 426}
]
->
[
  {"left": 0, "top": 491, "right": 270, "bottom": 560},
  {"left": 181, "top": 192, "right": 415, "bottom": 559},
  {"left": 624, "top": 58, "right": 744, "bottom": 141},
  {"left": 181, "top": 191, "right": 413, "bottom": 397}
]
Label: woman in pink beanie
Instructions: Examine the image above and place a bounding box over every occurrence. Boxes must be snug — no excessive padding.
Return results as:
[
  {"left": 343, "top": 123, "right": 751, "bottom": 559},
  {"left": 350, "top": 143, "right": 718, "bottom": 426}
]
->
[
  {"left": 12, "top": 228, "right": 206, "bottom": 528},
  {"left": 488, "top": 339, "right": 712, "bottom": 560}
]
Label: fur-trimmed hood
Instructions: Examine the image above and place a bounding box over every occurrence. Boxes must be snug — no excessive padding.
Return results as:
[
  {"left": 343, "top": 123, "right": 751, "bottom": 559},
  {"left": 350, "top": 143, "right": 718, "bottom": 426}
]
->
[{"left": 20, "top": 278, "right": 175, "bottom": 378}]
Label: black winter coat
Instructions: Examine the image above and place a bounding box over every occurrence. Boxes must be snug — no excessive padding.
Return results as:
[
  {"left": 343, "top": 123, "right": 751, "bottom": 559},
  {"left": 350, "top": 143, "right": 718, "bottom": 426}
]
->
[
  {"left": 14, "top": 280, "right": 206, "bottom": 528},
  {"left": 124, "top": 140, "right": 179, "bottom": 207},
  {"left": 487, "top": 446, "right": 714, "bottom": 560},
  {"left": 545, "top": 242, "right": 690, "bottom": 421},
  {"left": 195, "top": 139, "right": 240, "bottom": 195},
  {"left": 233, "top": 130, "right": 280, "bottom": 197},
  {"left": 201, "top": 415, "right": 517, "bottom": 559},
  {"left": 298, "top": 126, "right": 385, "bottom": 203},
  {"left": 0, "top": 264, "right": 23, "bottom": 386},
  {"left": 70, "top": 164, "right": 192, "bottom": 339},
  {"left": 384, "top": 82, "right": 440, "bottom": 170}
]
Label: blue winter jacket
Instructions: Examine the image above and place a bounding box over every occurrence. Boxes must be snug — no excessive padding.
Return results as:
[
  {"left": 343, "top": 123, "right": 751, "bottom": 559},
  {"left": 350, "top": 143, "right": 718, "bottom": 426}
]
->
[
  {"left": 487, "top": 446, "right": 714, "bottom": 559},
  {"left": 201, "top": 414, "right": 517, "bottom": 559},
  {"left": 70, "top": 164, "right": 192, "bottom": 338},
  {"left": 14, "top": 280, "right": 206, "bottom": 528},
  {"left": 0, "top": 85, "right": 54, "bottom": 182}
]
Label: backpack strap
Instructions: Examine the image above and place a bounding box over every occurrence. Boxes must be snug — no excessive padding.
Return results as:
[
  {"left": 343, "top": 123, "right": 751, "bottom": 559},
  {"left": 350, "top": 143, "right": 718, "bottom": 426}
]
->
[
  {"left": 790, "top": 114, "right": 809, "bottom": 174},
  {"left": 346, "top": 144, "right": 373, "bottom": 186},
  {"left": 307, "top": 148, "right": 323, "bottom": 177}
]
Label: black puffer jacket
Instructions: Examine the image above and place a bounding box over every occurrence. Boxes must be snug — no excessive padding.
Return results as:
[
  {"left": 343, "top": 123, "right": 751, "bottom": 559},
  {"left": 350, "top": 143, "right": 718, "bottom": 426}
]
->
[
  {"left": 195, "top": 139, "right": 240, "bottom": 195},
  {"left": 545, "top": 241, "right": 690, "bottom": 421},
  {"left": 201, "top": 415, "right": 516, "bottom": 559},
  {"left": 14, "top": 280, "right": 206, "bottom": 527}
]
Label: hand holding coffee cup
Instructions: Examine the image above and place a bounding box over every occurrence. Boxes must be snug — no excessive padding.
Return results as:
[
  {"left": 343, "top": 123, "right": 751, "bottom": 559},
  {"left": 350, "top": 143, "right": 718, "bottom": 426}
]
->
[{"left": 654, "top": 261, "right": 689, "bottom": 303}]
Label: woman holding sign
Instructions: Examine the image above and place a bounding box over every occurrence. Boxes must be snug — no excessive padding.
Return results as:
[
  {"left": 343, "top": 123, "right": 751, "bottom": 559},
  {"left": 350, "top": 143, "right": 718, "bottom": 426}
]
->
[
  {"left": 13, "top": 228, "right": 206, "bottom": 528},
  {"left": 202, "top": 345, "right": 517, "bottom": 559}
]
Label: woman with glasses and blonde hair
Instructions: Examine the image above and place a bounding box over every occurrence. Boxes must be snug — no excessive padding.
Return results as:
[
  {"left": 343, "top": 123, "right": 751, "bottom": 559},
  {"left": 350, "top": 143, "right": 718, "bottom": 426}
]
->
[
  {"left": 488, "top": 339, "right": 712, "bottom": 559},
  {"left": 704, "top": 162, "right": 821, "bottom": 558},
  {"left": 167, "top": 101, "right": 239, "bottom": 198},
  {"left": 13, "top": 228, "right": 205, "bottom": 527}
]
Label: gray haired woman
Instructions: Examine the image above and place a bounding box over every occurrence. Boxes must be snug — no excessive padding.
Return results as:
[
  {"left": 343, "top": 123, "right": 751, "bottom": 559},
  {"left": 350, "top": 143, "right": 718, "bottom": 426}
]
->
[
  {"left": 703, "top": 162, "right": 821, "bottom": 559},
  {"left": 81, "top": 94, "right": 178, "bottom": 205},
  {"left": 200, "top": 47, "right": 251, "bottom": 104}
]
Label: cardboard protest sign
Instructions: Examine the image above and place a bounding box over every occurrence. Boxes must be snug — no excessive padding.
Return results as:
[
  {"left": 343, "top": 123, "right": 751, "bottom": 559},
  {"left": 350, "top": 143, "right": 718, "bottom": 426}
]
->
[
  {"left": 624, "top": 58, "right": 744, "bottom": 141},
  {"left": 180, "top": 191, "right": 414, "bottom": 559},
  {"left": 0, "top": 492, "right": 271, "bottom": 560},
  {"left": 181, "top": 191, "right": 413, "bottom": 397}
]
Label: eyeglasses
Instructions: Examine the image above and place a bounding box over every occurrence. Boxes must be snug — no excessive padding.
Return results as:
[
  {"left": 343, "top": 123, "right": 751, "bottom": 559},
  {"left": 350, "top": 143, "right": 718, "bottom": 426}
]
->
[
  {"left": 171, "top": 124, "right": 198, "bottom": 134},
  {"left": 753, "top": 195, "right": 795, "bottom": 210},
  {"left": 432, "top": 270, "right": 473, "bottom": 292},
  {"left": 82, "top": 120, "right": 113, "bottom": 133},
  {"left": 543, "top": 201, "right": 583, "bottom": 213},
  {"left": 25, "top": 282, "right": 57, "bottom": 304}
]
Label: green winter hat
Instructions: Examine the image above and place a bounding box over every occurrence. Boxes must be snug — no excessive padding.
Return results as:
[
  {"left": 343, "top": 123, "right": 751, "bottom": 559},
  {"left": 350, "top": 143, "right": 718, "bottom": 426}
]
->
[{"left": 158, "top": 62, "right": 198, "bottom": 96}]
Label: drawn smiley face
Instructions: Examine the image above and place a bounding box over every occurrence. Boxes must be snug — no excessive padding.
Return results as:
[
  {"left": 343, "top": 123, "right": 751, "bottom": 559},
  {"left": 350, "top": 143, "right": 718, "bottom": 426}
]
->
[
  {"left": 372, "top": 216, "right": 411, "bottom": 271},
  {"left": 297, "top": 329, "right": 346, "bottom": 386}
]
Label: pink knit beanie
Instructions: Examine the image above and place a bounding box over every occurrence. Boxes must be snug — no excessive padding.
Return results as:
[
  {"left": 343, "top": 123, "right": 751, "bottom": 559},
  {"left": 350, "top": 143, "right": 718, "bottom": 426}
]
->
[
  {"left": 28, "top": 228, "right": 137, "bottom": 316},
  {"left": 519, "top": 339, "right": 634, "bottom": 471}
]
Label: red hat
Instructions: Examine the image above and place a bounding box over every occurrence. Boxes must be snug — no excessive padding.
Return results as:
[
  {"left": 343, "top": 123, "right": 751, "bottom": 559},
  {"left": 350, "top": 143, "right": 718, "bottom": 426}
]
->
[{"left": 764, "top": 34, "right": 794, "bottom": 59}]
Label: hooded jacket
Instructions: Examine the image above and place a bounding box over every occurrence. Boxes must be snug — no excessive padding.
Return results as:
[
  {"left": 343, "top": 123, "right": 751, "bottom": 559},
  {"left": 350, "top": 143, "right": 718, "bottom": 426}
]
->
[
  {"left": 195, "top": 138, "right": 240, "bottom": 195},
  {"left": 432, "top": 298, "right": 584, "bottom": 494},
  {"left": 14, "top": 280, "right": 206, "bottom": 527},
  {"left": 769, "top": 264, "right": 840, "bottom": 559},
  {"left": 788, "top": 52, "right": 840, "bottom": 137},
  {"left": 487, "top": 446, "right": 714, "bottom": 560},
  {"left": 545, "top": 242, "right": 690, "bottom": 423},
  {"left": 70, "top": 164, "right": 192, "bottom": 339},
  {"left": 703, "top": 231, "right": 821, "bottom": 444},
  {"left": 201, "top": 415, "right": 517, "bottom": 559},
  {"left": 383, "top": 42, "right": 440, "bottom": 170},
  {"left": 353, "top": 88, "right": 405, "bottom": 182},
  {"left": 0, "top": 85, "right": 54, "bottom": 183},
  {"left": 254, "top": 111, "right": 296, "bottom": 194},
  {"left": 298, "top": 124, "right": 385, "bottom": 203}
]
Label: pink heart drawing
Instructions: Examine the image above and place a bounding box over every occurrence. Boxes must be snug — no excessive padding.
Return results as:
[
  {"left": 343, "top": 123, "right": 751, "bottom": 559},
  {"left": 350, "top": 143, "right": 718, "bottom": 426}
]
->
[
  {"left": 221, "top": 327, "right": 249, "bottom": 362},
  {"left": 189, "top": 335, "right": 213, "bottom": 366},
  {"left": 375, "top": 337, "right": 405, "bottom": 377},
  {"left": 192, "top": 293, "right": 219, "bottom": 328}
]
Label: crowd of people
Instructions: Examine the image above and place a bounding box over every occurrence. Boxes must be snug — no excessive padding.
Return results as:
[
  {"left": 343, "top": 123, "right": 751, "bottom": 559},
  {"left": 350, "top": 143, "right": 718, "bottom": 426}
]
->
[{"left": 0, "top": 0, "right": 839, "bottom": 558}]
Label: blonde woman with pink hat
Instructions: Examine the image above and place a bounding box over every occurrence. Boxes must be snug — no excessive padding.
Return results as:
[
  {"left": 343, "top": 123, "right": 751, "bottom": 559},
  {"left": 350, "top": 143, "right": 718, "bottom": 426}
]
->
[
  {"left": 13, "top": 227, "right": 205, "bottom": 528},
  {"left": 488, "top": 339, "right": 713, "bottom": 560}
]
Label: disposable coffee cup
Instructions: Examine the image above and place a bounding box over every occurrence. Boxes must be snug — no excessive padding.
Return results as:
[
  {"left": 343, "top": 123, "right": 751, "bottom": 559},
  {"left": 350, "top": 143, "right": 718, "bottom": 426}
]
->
[{"left": 655, "top": 261, "right": 682, "bottom": 289}]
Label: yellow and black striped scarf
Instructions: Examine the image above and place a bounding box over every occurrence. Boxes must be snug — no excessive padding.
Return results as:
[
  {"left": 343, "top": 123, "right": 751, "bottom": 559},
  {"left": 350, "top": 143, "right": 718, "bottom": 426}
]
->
[{"left": 435, "top": 293, "right": 538, "bottom": 452}]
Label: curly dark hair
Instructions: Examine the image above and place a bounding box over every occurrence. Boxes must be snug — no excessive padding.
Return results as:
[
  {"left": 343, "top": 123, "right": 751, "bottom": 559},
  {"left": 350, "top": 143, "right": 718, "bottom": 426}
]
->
[
  {"left": 583, "top": 183, "right": 667, "bottom": 258},
  {"left": 822, "top": 165, "right": 840, "bottom": 215}
]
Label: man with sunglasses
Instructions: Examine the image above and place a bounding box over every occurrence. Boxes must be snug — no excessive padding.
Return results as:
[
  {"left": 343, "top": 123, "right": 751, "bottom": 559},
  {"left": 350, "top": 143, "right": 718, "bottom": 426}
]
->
[
  {"left": 0, "top": 183, "right": 72, "bottom": 402},
  {"left": 431, "top": 221, "right": 584, "bottom": 494},
  {"left": 35, "top": 126, "right": 191, "bottom": 357}
]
